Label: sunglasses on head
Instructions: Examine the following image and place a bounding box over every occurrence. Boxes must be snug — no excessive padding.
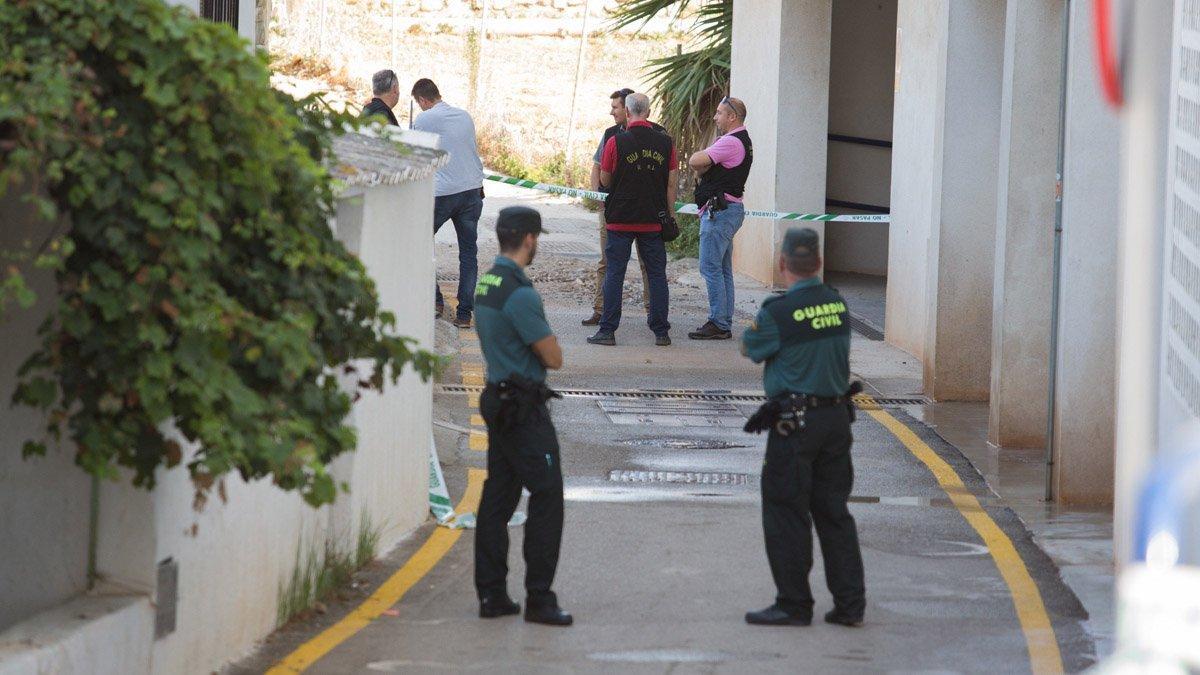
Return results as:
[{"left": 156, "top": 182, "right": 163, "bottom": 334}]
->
[{"left": 720, "top": 96, "right": 744, "bottom": 117}]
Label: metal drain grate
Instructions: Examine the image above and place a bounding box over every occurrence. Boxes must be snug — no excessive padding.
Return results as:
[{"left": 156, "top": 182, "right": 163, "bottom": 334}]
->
[
  {"left": 608, "top": 470, "right": 751, "bottom": 485},
  {"left": 539, "top": 240, "right": 597, "bottom": 256},
  {"left": 848, "top": 313, "right": 884, "bottom": 341},
  {"left": 598, "top": 398, "right": 745, "bottom": 427},
  {"left": 619, "top": 437, "right": 750, "bottom": 450},
  {"left": 436, "top": 384, "right": 767, "bottom": 402},
  {"left": 435, "top": 384, "right": 928, "bottom": 407}
]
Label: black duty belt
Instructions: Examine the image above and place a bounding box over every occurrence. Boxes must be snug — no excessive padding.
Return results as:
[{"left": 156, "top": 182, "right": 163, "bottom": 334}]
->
[
  {"left": 743, "top": 381, "right": 864, "bottom": 436},
  {"left": 486, "top": 376, "right": 561, "bottom": 432}
]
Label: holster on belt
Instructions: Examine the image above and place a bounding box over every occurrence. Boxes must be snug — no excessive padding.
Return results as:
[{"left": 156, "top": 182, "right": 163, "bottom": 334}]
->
[
  {"left": 744, "top": 380, "right": 866, "bottom": 435},
  {"left": 494, "top": 375, "right": 562, "bottom": 432},
  {"left": 743, "top": 399, "right": 783, "bottom": 434}
]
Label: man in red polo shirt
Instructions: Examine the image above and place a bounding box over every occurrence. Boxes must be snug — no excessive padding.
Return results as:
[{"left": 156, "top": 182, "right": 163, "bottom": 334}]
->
[{"left": 587, "top": 93, "right": 678, "bottom": 347}]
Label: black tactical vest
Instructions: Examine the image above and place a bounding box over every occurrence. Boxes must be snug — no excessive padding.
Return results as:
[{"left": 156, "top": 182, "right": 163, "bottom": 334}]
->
[
  {"left": 604, "top": 125, "right": 674, "bottom": 225},
  {"left": 763, "top": 283, "right": 851, "bottom": 346},
  {"left": 694, "top": 128, "right": 753, "bottom": 206}
]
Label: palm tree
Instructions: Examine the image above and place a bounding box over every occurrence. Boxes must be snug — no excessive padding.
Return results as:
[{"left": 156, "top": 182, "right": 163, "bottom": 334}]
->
[{"left": 609, "top": 0, "right": 731, "bottom": 157}]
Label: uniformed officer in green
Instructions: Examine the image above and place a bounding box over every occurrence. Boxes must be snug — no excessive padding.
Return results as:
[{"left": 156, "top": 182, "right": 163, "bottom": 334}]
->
[
  {"left": 740, "top": 227, "right": 865, "bottom": 628},
  {"left": 473, "top": 206, "right": 573, "bottom": 627}
]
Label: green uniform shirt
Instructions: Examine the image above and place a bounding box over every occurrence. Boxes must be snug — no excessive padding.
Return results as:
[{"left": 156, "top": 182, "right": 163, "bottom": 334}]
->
[
  {"left": 474, "top": 256, "right": 554, "bottom": 384},
  {"left": 741, "top": 277, "right": 851, "bottom": 398}
]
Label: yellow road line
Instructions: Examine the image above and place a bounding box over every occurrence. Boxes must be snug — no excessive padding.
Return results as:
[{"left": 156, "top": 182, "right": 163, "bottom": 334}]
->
[
  {"left": 468, "top": 430, "right": 488, "bottom": 452},
  {"left": 460, "top": 331, "right": 479, "bottom": 342},
  {"left": 266, "top": 469, "right": 486, "bottom": 674},
  {"left": 462, "top": 372, "right": 485, "bottom": 386},
  {"left": 468, "top": 393, "right": 480, "bottom": 408},
  {"left": 865, "top": 401, "right": 1063, "bottom": 675},
  {"left": 470, "top": 414, "right": 484, "bottom": 426}
]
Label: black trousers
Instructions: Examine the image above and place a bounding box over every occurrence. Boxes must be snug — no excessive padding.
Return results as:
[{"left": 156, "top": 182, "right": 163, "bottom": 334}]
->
[
  {"left": 761, "top": 404, "right": 865, "bottom": 617},
  {"left": 474, "top": 388, "right": 564, "bottom": 606}
]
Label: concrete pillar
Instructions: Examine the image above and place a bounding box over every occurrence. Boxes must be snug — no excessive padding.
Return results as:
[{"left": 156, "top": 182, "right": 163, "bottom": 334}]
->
[
  {"left": 1113, "top": 0, "right": 1174, "bottom": 557},
  {"left": 1051, "top": 0, "right": 1121, "bottom": 506},
  {"left": 885, "top": 0, "right": 1005, "bottom": 398},
  {"left": 730, "top": 0, "right": 831, "bottom": 287},
  {"left": 987, "top": 0, "right": 1063, "bottom": 447}
]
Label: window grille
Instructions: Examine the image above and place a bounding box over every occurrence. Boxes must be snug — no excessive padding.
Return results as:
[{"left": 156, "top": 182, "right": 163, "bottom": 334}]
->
[{"left": 200, "top": 0, "right": 239, "bottom": 30}]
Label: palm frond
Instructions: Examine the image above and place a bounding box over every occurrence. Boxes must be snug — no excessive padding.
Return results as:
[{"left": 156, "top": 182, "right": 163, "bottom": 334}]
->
[{"left": 609, "top": 0, "right": 732, "bottom": 161}]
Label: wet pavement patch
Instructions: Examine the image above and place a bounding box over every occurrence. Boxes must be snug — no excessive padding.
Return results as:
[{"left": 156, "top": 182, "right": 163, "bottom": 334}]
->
[
  {"left": 618, "top": 437, "right": 750, "bottom": 450},
  {"left": 608, "top": 469, "right": 752, "bottom": 485},
  {"left": 586, "top": 649, "right": 743, "bottom": 664}
]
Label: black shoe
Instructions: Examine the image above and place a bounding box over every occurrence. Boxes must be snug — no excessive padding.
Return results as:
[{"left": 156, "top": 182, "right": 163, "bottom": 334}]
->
[
  {"left": 824, "top": 608, "right": 863, "bottom": 627},
  {"left": 688, "top": 321, "right": 732, "bottom": 340},
  {"left": 479, "top": 595, "right": 521, "bottom": 618},
  {"left": 587, "top": 331, "right": 616, "bottom": 346},
  {"left": 655, "top": 334, "right": 671, "bottom": 346},
  {"left": 582, "top": 311, "right": 602, "bottom": 326},
  {"left": 525, "top": 603, "right": 573, "bottom": 626},
  {"left": 745, "top": 604, "right": 811, "bottom": 626},
  {"left": 452, "top": 315, "right": 472, "bottom": 329}
]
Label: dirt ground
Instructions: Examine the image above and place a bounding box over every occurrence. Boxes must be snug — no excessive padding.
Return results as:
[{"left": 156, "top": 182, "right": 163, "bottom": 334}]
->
[{"left": 270, "top": 3, "right": 681, "bottom": 166}]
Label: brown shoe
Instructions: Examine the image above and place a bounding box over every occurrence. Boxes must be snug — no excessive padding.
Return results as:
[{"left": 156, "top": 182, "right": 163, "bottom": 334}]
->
[
  {"left": 581, "top": 311, "right": 602, "bottom": 326},
  {"left": 452, "top": 316, "right": 472, "bottom": 329}
]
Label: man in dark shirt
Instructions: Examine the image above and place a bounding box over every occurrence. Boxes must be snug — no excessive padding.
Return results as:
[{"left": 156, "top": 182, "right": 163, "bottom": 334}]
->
[
  {"left": 474, "top": 206, "right": 572, "bottom": 627},
  {"left": 361, "top": 69, "right": 400, "bottom": 126},
  {"left": 587, "top": 93, "right": 678, "bottom": 347},
  {"left": 582, "top": 88, "right": 659, "bottom": 326},
  {"left": 741, "top": 227, "right": 865, "bottom": 628}
]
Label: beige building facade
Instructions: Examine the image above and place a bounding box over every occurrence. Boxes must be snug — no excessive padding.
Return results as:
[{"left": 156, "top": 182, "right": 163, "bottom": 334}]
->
[{"left": 730, "top": 0, "right": 1142, "bottom": 508}]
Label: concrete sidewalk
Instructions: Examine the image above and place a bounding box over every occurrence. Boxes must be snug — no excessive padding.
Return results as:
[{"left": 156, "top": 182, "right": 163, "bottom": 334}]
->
[{"left": 231, "top": 183, "right": 1109, "bottom": 673}]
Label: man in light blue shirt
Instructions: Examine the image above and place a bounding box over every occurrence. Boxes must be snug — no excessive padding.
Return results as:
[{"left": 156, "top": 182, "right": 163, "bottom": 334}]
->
[{"left": 412, "top": 78, "right": 485, "bottom": 329}]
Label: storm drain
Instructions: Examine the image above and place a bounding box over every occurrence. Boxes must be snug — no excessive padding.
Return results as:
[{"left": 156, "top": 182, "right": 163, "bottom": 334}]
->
[
  {"left": 597, "top": 398, "right": 745, "bottom": 428},
  {"left": 608, "top": 469, "right": 751, "bottom": 486},
  {"left": 619, "top": 437, "right": 750, "bottom": 450},
  {"left": 848, "top": 313, "right": 885, "bottom": 341},
  {"left": 435, "top": 385, "right": 928, "bottom": 407},
  {"left": 538, "top": 240, "right": 597, "bottom": 257}
]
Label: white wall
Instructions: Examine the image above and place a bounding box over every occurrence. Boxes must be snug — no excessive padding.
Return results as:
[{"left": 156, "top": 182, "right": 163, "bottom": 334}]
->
[
  {"left": 987, "top": 0, "right": 1063, "bottom": 448},
  {"left": 884, "top": 0, "right": 942, "bottom": 359},
  {"left": 731, "top": 0, "right": 832, "bottom": 287},
  {"left": 0, "top": 188, "right": 91, "bottom": 633},
  {"left": 885, "top": 0, "right": 1005, "bottom": 399},
  {"left": 1051, "top": 0, "right": 1121, "bottom": 505},
  {"left": 824, "top": 0, "right": 896, "bottom": 277},
  {"left": 0, "top": 175, "right": 438, "bottom": 674}
]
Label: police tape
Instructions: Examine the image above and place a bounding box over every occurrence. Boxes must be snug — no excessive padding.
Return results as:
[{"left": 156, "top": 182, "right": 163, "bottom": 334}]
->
[
  {"left": 483, "top": 172, "right": 890, "bottom": 223},
  {"left": 428, "top": 429, "right": 527, "bottom": 529}
]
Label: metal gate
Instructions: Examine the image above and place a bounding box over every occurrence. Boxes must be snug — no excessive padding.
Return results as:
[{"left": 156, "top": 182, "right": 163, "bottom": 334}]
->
[{"left": 200, "top": 0, "right": 239, "bottom": 30}]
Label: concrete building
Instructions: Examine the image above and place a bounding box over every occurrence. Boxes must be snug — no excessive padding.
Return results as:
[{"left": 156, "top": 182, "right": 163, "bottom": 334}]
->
[
  {"left": 730, "top": 0, "right": 1136, "bottom": 507},
  {"left": 0, "top": 29, "right": 447, "bottom": 668}
]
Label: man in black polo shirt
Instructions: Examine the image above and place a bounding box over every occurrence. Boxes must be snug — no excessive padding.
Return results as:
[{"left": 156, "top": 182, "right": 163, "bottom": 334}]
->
[
  {"left": 587, "top": 93, "right": 677, "bottom": 347},
  {"left": 361, "top": 70, "right": 400, "bottom": 126}
]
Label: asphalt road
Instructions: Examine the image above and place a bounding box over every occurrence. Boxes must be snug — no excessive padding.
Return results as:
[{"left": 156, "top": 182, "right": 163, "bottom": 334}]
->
[{"left": 233, "top": 184, "right": 1097, "bottom": 674}]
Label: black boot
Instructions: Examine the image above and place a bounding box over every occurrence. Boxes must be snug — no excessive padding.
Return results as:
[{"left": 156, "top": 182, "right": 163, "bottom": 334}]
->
[
  {"left": 479, "top": 595, "right": 520, "bottom": 618},
  {"left": 744, "top": 604, "right": 811, "bottom": 626},
  {"left": 525, "top": 597, "right": 573, "bottom": 626},
  {"left": 823, "top": 608, "right": 863, "bottom": 627}
]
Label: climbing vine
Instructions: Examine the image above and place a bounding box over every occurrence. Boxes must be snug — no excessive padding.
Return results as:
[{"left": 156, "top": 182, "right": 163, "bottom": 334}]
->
[{"left": 0, "top": 0, "right": 439, "bottom": 507}]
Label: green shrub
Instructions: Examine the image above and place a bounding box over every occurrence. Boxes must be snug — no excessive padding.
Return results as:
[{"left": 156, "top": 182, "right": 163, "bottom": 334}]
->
[
  {"left": 668, "top": 212, "right": 701, "bottom": 259},
  {"left": 0, "top": 0, "right": 438, "bottom": 507}
]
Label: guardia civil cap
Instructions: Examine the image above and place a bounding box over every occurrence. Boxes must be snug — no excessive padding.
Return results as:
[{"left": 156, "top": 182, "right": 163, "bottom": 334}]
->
[
  {"left": 782, "top": 227, "right": 820, "bottom": 256},
  {"left": 496, "top": 206, "right": 547, "bottom": 236}
]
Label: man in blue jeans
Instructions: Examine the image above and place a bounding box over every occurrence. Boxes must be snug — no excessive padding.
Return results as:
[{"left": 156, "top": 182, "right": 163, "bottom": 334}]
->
[
  {"left": 587, "top": 93, "right": 678, "bottom": 347},
  {"left": 413, "top": 78, "right": 485, "bottom": 329},
  {"left": 688, "top": 97, "right": 753, "bottom": 340}
]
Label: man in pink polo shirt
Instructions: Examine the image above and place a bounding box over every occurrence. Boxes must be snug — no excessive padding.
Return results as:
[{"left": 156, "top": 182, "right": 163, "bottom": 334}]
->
[{"left": 687, "top": 97, "right": 752, "bottom": 340}]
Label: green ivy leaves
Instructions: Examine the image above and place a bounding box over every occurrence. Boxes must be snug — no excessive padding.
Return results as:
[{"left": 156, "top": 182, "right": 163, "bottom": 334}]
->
[{"left": 1, "top": 0, "right": 439, "bottom": 507}]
